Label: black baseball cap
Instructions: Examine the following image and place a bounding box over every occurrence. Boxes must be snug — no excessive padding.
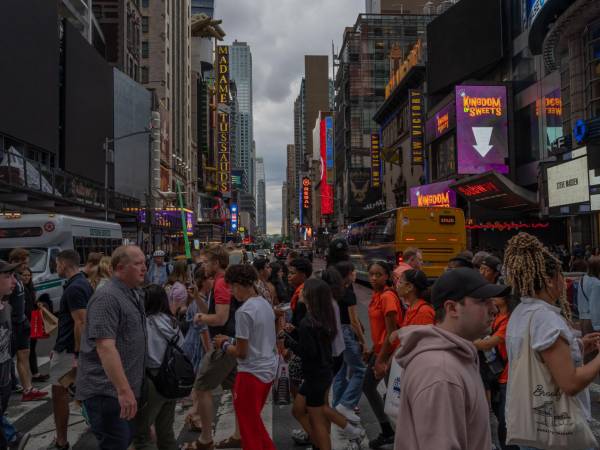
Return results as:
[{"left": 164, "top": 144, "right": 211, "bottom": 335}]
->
[
  {"left": 448, "top": 251, "right": 474, "bottom": 268},
  {"left": 481, "top": 255, "right": 502, "bottom": 273},
  {"left": 431, "top": 267, "right": 510, "bottom": 310},
  {"left": 0, "top": 260, "right": 18, "bottom": 273}
]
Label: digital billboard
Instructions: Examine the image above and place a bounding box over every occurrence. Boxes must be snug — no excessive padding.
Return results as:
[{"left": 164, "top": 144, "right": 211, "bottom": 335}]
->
[
  {"left": 326, "top": 116, "right": 334, "bottom": 185},
  {"left": 455, "top": 85, "right": 508, "bottom": 175},
  {"left": 410, "top": 180, "right": 457, "bottom": 208},
  {"left": 320, "top": 119, "right": 334, "bottom": 215},
  {"left": 547, "top": 157, "right": 590, "bottom": 208},
  {"left": 426, "top": 102, "right": 455, "bottom": 143}
]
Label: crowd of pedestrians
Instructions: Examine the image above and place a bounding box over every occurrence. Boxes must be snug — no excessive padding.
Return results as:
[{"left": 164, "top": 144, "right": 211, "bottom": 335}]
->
[{"left": 0, "top": 234, "right": 599, "bottom": 450}]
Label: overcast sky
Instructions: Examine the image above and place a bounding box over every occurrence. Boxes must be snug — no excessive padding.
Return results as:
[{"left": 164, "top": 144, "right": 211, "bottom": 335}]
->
[{"left": 214, "top": 0, "right": 365, "bottom": 235}]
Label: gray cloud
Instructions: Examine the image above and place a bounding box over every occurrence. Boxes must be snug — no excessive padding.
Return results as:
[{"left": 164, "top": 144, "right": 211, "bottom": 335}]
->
[{"left": 215, "top": 0, "right": 364, "bottom": 234}]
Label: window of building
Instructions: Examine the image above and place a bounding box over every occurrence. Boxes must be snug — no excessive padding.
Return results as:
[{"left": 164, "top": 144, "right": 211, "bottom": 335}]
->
[
  {"left": 515, "top": 102, "right": 540, "bottom": 166},
  {"left": 142, "top": 41, "right": 149, "bottom": 58},
  {"left": 142, "top": 0, "right": 149, "bottom": 7},
  {"left": 585, "top": 21, "right": 600, "bottom": 119},
  {"left": 142, "top": 16, "right": 149, "bottom": 33},
  {"left": 431, "top": 134, "right": 456, "bottom": 180},
  {"left": 142, "top": 66, "right": 149, "bottom": 83}
]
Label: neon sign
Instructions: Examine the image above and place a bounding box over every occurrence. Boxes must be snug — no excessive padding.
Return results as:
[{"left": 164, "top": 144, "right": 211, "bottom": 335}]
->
[
  {"left": 230, "top": 204, "right": 238, "bottom": 232},
  {"left": 457, "top": 181, "right": 501, "bottom": 197},
  {"left": 217, "top": 46, "right": 229, "bottom": 104},
  {"left": 302, "top": 177, "right": 311, "bottom": 210},
  {"left": 437, "top": 113, "right": 449, "bottom": 135},
  {"left": 410, "top": 180, "right": 457, "bottom": 208},
  {"left": 466, "top": 221, "right": 550, "bottom": 231},
  {"left": 371, "top": 133, "right": 381, "bottom": 188},
  {"left": 461, "top": 94, "right": 503, "bottom": 117}
]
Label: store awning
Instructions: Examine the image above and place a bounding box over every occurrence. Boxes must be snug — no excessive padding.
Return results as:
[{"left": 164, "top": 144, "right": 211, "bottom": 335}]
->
[{"left": 451, "top": 171, "right": 538, "bottom": 211}]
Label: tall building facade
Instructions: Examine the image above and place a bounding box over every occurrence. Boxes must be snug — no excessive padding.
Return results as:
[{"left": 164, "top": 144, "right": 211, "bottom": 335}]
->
[
  {"left": 229, "top": 41, "right": 254, "bottom": 195},
  {"left": 293, "top": 56, "right": 330, "bottom": 230},
  {"left": 141, "top": 0, "right": 194, "bottom": 209},
  {"left": 256, "top": 157, "right": 266, "bottom": 235},
  {"left": 366, "top": 0, "right": 432, "bottom": 14},
  {"left": 93, "top": 0, "right": 142, "bottom": 82},
  {"left": 334, "top": 14, "right": 432, "bottom": 224},
  {"left": 191, "top": 0, "right": 214, "bottom": 16},
  {"left": 286, "top": 144, "right": 296, "bottom": 237}
]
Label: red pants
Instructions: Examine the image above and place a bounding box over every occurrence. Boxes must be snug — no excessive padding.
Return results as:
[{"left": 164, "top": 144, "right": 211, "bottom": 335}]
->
[{"left": 233, "top": 372, "right": 275, "bottom": 450}]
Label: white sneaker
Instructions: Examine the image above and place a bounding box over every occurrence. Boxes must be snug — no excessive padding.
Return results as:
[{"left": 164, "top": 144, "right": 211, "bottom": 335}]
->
[
  {"left": 343, "top": 424, "right": 366, "bottom": 441},
  {"left": 336, "top": 403, "right": 361, "bottom": 423},
  {"left": 291, "top": 429, "right": 310, "bottom": 445}
]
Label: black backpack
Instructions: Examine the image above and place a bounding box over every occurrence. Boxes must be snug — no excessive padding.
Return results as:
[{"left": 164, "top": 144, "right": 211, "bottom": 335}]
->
[{"left": 149, "top": 329, "right": 195, "bottom": 399}]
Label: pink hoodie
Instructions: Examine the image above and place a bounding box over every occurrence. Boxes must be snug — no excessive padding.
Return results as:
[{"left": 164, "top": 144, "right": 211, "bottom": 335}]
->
[{"left": 393, "top": 325, "right": 491, "bottom": 450}]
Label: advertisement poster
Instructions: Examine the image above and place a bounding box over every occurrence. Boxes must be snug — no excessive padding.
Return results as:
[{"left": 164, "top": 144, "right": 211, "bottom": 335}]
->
[
  {"left": 455, "top": 85, "right": 509, "bottom": 175},
  {"left": 426, "top": 102, "right": 455, "bottom": 143},
  {"left": 348, "top": 168, "right": 384, "bottom": 218},
  {"left": 371, "top": 133, "right": 381, "bottom": 188},
  {"left": 409, "top": 180, "right": 457, "bottom": 208},
  {"left": 326, "top": 116, "right": 334, "bottom": 185},
  {"left": 547, "top": 157, "right": 589, "bottom": 208},
  {"left": 320, "top": 119, "right": 334, "bottom": 215},
  {"left": 409, "top": 90, "right": 424, "bottom": 165}
]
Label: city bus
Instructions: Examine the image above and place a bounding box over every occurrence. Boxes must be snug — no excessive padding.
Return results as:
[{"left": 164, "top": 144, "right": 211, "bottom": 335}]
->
[
  {"left": 345, "top": 207, "right": 466, "bottom": 281},
  {"left": 0, "top": 214, "right": 123, "bottom": 309}
]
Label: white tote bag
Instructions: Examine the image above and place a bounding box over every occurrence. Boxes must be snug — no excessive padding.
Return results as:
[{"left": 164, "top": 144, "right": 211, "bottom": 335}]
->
[
  {"left": 384, "top": 350, "right": 403, "bottom": 421},
  {"left": 506, "top": 315, "right": 597, "bottom": 450}
]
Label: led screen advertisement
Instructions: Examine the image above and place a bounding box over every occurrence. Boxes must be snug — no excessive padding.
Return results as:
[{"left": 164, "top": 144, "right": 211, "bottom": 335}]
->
[
  {"left": 320, "top": 119, "right": 334, "bottom": 215},
  {"left": 410, "top": 180, "right": 457, "bottom": 208},
  {"left": 326, "top": 116, "right": 334, "bottom": 185},
  {"left": 547, "top": 157, "right": 590, "bottom": 208},
  {"left": 455, "top": 85, "right": 509, "bottom": 175},
  {"left": 426, "top": 102, "right": 455, "bottom": 143}
]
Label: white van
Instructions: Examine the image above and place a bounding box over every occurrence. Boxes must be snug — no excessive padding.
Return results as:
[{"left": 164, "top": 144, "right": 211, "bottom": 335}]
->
[{"left": 0, "top": 214, "right": 123, "bottom": 309}]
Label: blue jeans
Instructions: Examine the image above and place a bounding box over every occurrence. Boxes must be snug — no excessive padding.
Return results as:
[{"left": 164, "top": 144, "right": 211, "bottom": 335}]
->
[
  {"left": 84, "top": 395, "right": 135, "bottom": 450},
  {"left": 332, "top": 325, "right": 367, "bottom": 409}
]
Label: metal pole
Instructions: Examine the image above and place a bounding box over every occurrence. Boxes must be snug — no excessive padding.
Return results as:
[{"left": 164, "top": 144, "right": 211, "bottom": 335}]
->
[
  {"left": 104, "top": 137, "right": 109, "bottom": 222},
  {"left": 176, "top": 180, "right": 192, "bottom": 260}
]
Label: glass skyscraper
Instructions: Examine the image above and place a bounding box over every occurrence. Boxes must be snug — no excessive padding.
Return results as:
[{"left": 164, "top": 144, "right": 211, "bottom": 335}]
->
[
  {"left": 229, "top": 41, "right": 254, "bottom": 196},
  {"left": 191, "top": 0, "right": 214, "bottom": 16}
]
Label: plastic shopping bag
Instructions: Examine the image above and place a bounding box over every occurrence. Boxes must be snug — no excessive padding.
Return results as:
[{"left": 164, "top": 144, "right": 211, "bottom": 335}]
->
[{"left": 384, "top": 351, "right": 403, "bottom": 421}]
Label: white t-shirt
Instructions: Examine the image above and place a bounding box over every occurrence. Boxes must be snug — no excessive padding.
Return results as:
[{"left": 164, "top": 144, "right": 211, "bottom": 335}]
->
[
  {"left": 235, "top": 296, "right": 279, "bottom": 383},
  {"left": 506, "top": 297, "right": 591, "bottom": 420}
]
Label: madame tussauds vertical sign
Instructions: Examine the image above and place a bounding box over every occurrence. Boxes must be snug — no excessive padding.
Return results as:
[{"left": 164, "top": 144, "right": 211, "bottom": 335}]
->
[{"left": 217, "top": 46, "right": 230, "bottom": 194}]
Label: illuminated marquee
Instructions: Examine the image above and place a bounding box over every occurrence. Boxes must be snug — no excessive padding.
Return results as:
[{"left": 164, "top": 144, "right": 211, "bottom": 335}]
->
[
  {"left": 461, "top": 93, "right": 503, "bottom": 117},
  {"left": 457, "top": 181, "right": 501, "bottom": 197},
  {"left": 465, "top": 221, "right": 550, "bottom": 231},
  {"left": 302, "top": 177, "right": 311, "bottom": 210},
  {"left": 370, "top": 133, "right": 381, "bottom": 187},
  {"left": 417, "top": 192, "right": 451, "bottom": 208},
  {"left": 326, "top": 117, "right": 334, "bottom": 185},
  {"left": 409, "top": 90, "right": 424, "bottom": 165},
  {"left": 217, "top": 46, "right": 229, "bottom": 105},
  {"left": 218, "top": 112, "right": 230, "bottom": 194}
]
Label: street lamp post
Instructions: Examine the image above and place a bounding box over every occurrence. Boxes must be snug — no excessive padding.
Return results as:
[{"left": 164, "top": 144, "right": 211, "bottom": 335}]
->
[{"left": 103, "top": 129, "right": 152, "bottom": 221}]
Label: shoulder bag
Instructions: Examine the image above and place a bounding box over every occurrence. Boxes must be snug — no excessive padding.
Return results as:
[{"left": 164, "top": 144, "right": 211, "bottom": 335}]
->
[{"left": 506, "top": 312, "right": 597, "bottom": 449}]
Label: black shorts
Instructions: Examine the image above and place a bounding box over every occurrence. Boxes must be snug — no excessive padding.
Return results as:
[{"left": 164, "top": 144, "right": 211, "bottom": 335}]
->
[
  {"left": 299, "top": 375, "right": 333, "bottom": 408},
  {"left": 11, "top": 320, "right": 31, "bottom": 355}
]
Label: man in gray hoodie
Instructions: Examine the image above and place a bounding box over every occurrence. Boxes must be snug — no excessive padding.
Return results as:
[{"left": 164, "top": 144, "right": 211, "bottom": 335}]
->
[{"left": 393, "top": 267, "right": 509, "bottom": 450}]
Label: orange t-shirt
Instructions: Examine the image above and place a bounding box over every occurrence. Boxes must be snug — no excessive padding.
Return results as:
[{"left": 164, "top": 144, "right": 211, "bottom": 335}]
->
[
  {"left": 368, "top": 288, "right": 403, "bottom": 355},
  {"left": 402, "top": 299, "right": 435, "bottom": 326},
  {"left": 492, "top": 312, "right": 509, "bottom": 384},
  {"left": 290, "top": 283, "right": 304, "bottom": 312}
]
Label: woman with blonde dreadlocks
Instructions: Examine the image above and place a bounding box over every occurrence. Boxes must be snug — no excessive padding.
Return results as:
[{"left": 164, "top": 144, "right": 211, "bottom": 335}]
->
[{"left": 504, "top": 232, "right": 600, "bottom": 450}]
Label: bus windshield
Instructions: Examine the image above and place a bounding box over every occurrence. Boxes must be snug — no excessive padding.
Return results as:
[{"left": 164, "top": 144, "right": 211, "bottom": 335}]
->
[{"left": 0, "top": 248, "right": 47, "bottom": 273}]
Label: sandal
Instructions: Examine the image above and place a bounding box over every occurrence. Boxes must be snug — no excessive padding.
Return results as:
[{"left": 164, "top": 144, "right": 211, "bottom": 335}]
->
[
  {"left": 215, "top": 436, "right": 242, "bottom": 449},
  {"left": 185, "top": 414, "right": 203, "bottom": 432}
]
